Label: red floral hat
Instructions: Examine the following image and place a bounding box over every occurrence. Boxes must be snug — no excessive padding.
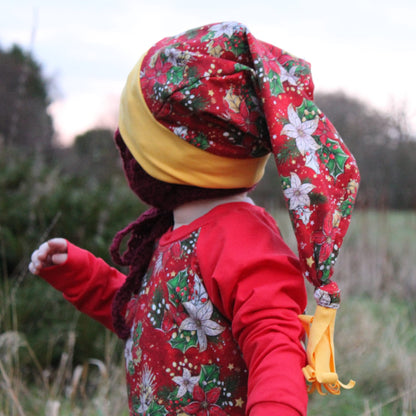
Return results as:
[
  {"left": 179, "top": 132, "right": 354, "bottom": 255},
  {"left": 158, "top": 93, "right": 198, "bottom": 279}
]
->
[{"left": 119, "top": 21, "right": 360, "bottom": 394}]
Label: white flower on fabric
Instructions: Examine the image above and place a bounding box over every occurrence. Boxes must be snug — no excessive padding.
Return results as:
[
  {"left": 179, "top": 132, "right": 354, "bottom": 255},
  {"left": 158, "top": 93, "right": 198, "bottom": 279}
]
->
[
  {"left": 295, "top": 206, "right": 313, "bottom": 225},
  {"left": 283, "top": 172, "right": 315, "bottom": 210},
  {"left": 164, "top": 48, "right": 181, "bottom": 63},
  {"left": 192, "top": 274, "right": 208, "bottom": 305},
  {"left": 210, "top": 22, "right": 241, "bottom": 38},
  {"left": 180, "top": 301, "right": 225, "bottom": 352},
  {"left": 281, "top": 104, "right": 320, "bottom": 155},
  {"left": 305, "top": 151, "right": 321, "bottom": 174},
  {"left": 172, "top": 368, "right": 200, "bottom": 398},
  {"left": 124, "top": 328, "right": 134, "bottom": 370},
  {"left": 153, "top": 251, "right": 164, "bottom": 274},
  {"left": 173, "top": 126, "right": 188, "bottom": 139},
  {"left": 164, "top": 48, "right": 194, "bottom": 67},
  {"left": 279, "top": 64, "right": 299, "bottom": 86}
]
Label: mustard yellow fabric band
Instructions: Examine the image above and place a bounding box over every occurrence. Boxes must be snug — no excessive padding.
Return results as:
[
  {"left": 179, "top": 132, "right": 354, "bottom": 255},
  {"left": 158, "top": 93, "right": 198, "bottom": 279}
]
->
[
  {"left": 299, "top": 306, "right": 355, "bottom": 395},
  {"left": 118, "top": 57, "right": 269, "bottom": 189}
]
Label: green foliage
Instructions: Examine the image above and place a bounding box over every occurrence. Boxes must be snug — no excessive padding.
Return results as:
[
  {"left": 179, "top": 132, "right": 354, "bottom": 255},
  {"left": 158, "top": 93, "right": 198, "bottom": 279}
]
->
[
  {"left": 0, "top": 44, "right": 54, "bottom": 149},
  {"left": 0, "top": 136, "right": 145, "bottom": 368},
  {"left": 7, "top": 45, "right": 50, "bottom": 102}
]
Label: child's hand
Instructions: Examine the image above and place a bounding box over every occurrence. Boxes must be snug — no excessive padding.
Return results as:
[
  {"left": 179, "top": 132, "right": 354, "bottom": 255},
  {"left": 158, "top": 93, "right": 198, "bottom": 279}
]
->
[{"left": 29, "top": 238, "right": 68, "bottom": 275}]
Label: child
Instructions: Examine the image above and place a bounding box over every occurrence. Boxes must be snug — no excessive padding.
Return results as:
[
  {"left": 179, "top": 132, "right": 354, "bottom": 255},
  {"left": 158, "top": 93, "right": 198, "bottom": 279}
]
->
[{"left": 29, "top": 22, "right": 359, "bottom": 415}]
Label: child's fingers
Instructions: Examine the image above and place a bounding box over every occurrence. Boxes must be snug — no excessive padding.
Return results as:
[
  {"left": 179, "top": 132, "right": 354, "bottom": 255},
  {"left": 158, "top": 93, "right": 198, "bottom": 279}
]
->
[
  {"left": 47, "top": 238, "right": 68, "bottom": 254},
  {"left": 51, "top": 252, "right": 68, "bottom": 265},
  {"left": 28, "top": 260, "right": 39, "bottom": 275},
  {"left": 28, "top": 238, "right": 67, "bottom": 275},
  {"left": 29, "top": 248, "right": 46, "bottom": 275},
  {"left": 35, "top": 242, "right": 51, "bottom": 261}
]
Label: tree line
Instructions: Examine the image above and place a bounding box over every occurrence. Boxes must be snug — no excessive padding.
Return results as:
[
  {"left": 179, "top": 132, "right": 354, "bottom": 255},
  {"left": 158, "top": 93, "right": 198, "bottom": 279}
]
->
[{"left": 1, "top": 42, "right": 415, "bottom": 368}]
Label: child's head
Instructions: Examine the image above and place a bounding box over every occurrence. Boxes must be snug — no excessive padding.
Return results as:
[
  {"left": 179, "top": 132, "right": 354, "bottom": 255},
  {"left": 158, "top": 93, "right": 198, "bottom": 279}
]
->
[{"left": 114, "top": 130, "right": 252, "bottom": 211}]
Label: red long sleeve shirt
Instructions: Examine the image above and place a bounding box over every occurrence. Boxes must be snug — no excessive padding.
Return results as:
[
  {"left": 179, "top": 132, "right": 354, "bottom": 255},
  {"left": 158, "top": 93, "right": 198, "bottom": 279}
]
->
[{"left": 40, "top": 202, "right": 308, "bottom": 415}]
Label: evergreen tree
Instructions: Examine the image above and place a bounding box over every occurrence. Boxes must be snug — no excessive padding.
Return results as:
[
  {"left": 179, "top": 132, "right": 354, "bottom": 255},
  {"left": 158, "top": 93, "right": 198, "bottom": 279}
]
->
[{"left": 0, "top": 44, "right": 54, "bottom": 150}]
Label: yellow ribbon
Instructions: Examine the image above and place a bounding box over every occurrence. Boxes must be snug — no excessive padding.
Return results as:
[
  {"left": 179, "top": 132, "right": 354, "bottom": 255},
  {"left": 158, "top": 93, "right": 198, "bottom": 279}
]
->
[{"left": 299, "top": 305, "right": 355, "bottom": 395}]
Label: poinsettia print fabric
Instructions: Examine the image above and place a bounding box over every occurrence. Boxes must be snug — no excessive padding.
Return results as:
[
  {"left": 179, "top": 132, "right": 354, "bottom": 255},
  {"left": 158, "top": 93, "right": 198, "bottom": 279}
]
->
[
  {"left": 138, "top": 22, "right": 360, "bottom": 307},
  {"left": 124, "top": 230, "right": 248, "bottom": 415}
]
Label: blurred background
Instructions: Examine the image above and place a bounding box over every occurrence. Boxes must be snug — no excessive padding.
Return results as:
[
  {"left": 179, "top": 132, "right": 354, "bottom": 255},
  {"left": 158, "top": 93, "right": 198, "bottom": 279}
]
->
[{"left": 1, "top": 1, "right": 415, "bottom": 415}]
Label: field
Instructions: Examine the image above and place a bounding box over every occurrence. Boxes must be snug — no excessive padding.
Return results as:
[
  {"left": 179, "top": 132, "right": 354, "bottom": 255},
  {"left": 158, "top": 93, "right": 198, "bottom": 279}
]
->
[{"left": 1, "top": 210, "right": 415, "bottom": 415}]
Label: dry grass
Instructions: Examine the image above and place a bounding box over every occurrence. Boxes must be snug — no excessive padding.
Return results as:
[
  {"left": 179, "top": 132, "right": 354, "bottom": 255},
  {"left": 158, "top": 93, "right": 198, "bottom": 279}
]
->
[{"left": 0, "top": 324, "right": 127, "bottom": 415}]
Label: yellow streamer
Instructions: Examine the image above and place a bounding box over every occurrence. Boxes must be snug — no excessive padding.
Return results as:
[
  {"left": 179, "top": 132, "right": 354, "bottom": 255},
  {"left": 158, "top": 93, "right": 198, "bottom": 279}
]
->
[{"left": 299, "top": 305, "right": 355, "bottom": 395}]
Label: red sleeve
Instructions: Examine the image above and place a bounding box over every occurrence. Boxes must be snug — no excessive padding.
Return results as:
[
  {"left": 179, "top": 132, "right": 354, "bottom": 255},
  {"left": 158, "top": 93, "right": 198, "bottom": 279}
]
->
[
  {"left": 39, "top": 241, "right": 126, "bottom": 332},
  {"left": 197, "top": 206, "right": 308, "bottom": 416}
]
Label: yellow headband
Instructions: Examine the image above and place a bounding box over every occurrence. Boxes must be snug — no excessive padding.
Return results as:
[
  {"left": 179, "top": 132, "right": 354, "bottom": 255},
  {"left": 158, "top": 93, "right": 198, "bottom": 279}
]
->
[{"left": 118, "top": 58, "right": 269, "bottom": 189}]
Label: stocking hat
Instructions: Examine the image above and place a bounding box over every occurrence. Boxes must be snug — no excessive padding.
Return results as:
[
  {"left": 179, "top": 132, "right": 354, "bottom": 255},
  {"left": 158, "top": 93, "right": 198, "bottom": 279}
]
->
[{"left": 119, "top": 21, "right": 360, "bottom": 394}]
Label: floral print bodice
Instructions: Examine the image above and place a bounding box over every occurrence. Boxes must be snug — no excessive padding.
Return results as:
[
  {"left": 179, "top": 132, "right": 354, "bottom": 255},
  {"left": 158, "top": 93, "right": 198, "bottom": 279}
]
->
[{"left": 124, "top": 229, "right": 248, "bottom": 416}]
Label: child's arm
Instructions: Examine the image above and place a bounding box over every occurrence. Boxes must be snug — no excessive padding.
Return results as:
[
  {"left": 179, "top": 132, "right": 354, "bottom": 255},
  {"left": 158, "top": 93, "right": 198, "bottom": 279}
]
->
[
  {"left": 198, "top": 207, "right": 308, "bottom": 416},
  {"left": 29, "top": 239, "right": 126, "bottom": 332}
]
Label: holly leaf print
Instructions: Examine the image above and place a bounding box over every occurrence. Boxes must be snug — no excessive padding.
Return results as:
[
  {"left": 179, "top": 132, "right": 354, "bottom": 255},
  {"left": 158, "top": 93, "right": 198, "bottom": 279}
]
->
[
  {"left": 167, "top": 270, "right": 190, "bottom": 306},
  {"left": 318, "top": 138, "right": 349, "bottom": 179},
  {"left": 199, "top": 364, "right": 221, "bottom": 392},
  {"left": 297, "top": 100, "right": 319, "bottom": 121},
  {"left": 143, "top": 400, "right": 168, "bottom": 416},
  {"left": 339, "top": 195, "right": 355, "bottom": 216},
  {"left": 189, "top": 133, "right": 210, "bottom": 150},
  {"left": 315, "top": 255, "right": 334, "bottom": 285},
  {"left": 224, "top": 36, "right": 248, "bottom": 56},
  {"left": 167, "top": 66, "right": 185, "bottom": 85},
  {"left": 267, "top": 69, "right": 285, "bottom": 96},
  {"left": 225, "top": 89, "right": 241, "bottom": 113},
  {"left": 169, "top": 330, "right": 198, "bottom": 353},
  {"left": 201, "top": 32, "right": 215, "bottom": 43},
  {"left": 235, "top": 62, "right": 251, "bottom": 73}
]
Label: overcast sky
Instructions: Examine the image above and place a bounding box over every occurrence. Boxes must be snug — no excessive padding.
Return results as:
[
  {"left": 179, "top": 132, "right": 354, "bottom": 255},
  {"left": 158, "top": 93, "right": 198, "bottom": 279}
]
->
[{"left": 2, "top": 0, "right": 416, "bottom": 144}]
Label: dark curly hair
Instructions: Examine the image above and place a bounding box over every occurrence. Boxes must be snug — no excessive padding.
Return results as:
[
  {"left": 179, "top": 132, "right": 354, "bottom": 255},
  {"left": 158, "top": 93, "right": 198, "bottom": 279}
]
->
[{"left": 110, "top": 130, "right": 251, "bottom": 339}]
